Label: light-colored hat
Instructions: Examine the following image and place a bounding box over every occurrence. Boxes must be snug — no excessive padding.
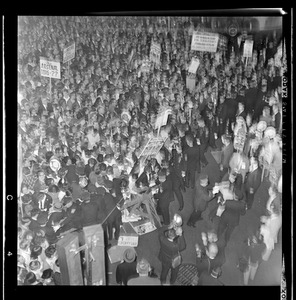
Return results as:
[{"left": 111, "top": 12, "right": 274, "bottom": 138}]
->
[
  {"left": 123, "top": 248, "right": 136, "bottom": 263},
  {"left": 49, "top": 158, "right": 61, "bottom": 173}
]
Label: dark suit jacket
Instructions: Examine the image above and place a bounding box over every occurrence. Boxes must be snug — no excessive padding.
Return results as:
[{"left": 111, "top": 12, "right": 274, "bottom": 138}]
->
[
  {"left": 183, "top": 144, "right": 200, "bottom": 171},
  {"left": 274, "top": 112, "right": 281, "bottom": 133},
  {"left": 244, "top": 167, "right": 262, "bottom": 193},
  {"left": 154, "top": 177, "right": 174, "bottom": 207},
  {"left": 90, "top": 193, "right": 106, "bottom": 223},
  {"left": 197, "top": 271, "right": 224, "bottom": 286},
  {"left": 116, "top": 261, "right": 138, "bottom": 285},
  {"left": 60, "top": 202, "right": 82, "bottom": 229},
  {"left": 33, "top": 193, "right": 53, "bottom": 212},
  {"left": 136, "top": 171, "right": 149, "bottom": 188},
  {"left": 193, "top": 184, "right": 212, "bottom": 212},
  {"left": 158, "top": 225, "right": 186, "bottom": 265},
  {"left": 220, "top": 200, "right": 245, "bottom": 227},
  {"left": 80, "top": 201, "right": 100, "bottom": 227},
  {"left": 38, "top": 101, "right": 53, "bottom": 115}
]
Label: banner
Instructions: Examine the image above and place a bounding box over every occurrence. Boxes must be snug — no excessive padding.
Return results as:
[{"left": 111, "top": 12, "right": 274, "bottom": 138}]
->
[
  {"left": 150, "top": 42, "right": 161, "bottom": 65},
  {"left": 188, "top": 57, "right": 200, "bottom": 74},
  {"left": 139, "top": 136, "right": 166, "bottom": 159},
  {"left": 191, "top": 31, "right": 219, "bottom": 52},
  {"left": 40, "top": 57, "right": 61, "bottom": 79},
  {"left": 243, "top": 40, "right": 254, "bottom": 58},
  {"left": 63, "top": 43, "right": 75, "bottom": 63}
]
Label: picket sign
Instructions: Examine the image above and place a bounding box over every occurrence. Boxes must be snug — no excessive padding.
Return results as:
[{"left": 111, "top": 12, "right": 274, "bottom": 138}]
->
[
  {"left": 40, "top": 57, "right": 61, "bottom": 79},
  {"left": 138, "top": 136, "right": 167, "bottom": 160},
  {"left": 243, "top": 40, "right": 254, "bottom": 58},
  {"left": 150, "top": 42, "right": 161, "bottom": 65},
  {"left": 191, "top": 31, "right": 219, "bottom": 52},
  {"left": 188, "top": 57, "right": 200, "bottom": 73},
  {"left": 63, "top": 43, "right": 75, "bottom": 63}
]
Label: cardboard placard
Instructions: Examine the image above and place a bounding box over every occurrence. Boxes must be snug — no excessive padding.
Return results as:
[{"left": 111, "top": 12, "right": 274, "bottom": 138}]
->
[
  {"left": 243, "top": 40, "right": 254, "bottom": 58},
  {"left": 188, "top": 58, "right": 200, "bottom": 74},
  {"left": 150, "top": 42, "right": 161, "bottom": 65},
  {"left": 63, "top": 43, "right": 75, "bottom": 63},
  {"left": 191, "top": 31, "right": 219, "bottom": 52},
  {"left": 139, "top": 136, "right": 166, "bottom": 159},
  {"left": 40, "top": 57, "right": 61, "bottom": 79},
  {"left": 117, "top": 236, "right": 138, "bottom": 247},
  {"left": 186, "top": 74, "right": 196, "bottom": 92},
  {"left": 154, "top": 108, "right": 172, "bottom": 130}
]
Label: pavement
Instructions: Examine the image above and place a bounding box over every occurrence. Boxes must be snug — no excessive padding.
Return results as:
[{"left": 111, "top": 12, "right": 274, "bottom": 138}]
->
[{"left": 105, "top": 143, "right": 282, "bottom": 286}]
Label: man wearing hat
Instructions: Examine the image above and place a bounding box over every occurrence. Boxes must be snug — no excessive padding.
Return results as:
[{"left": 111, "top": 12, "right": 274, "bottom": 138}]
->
[
  {"left": 187, "top": 174, "right": 212, "bottom": 227},
  {"left": 57, "top": 196, "right": 82, "bottom": 234},
  {"left": 127, "top": 258, "right": 161, "bottom": 285},
  {"left": 102, "top": 181, "right": 122, "bottom": 241},
  {"left": 88, "top": 184, "right": 107, "bottom": 224},
  {"left": 153, "top": 168, "right": 174, "bottom": 225},
  {"left": 216, "top": 188, "right": 246, "bottom": 244},
  {"left": 115, "top": 248, "right": 138, "bottom": 285},
  {"left": 158, "top": 226, "right": 186, "bottom": 285},
  {"left": 80, "top": 191, "right": 100, "bottom": 227},
  {"left": 34, "top": 211, "right": 58, "bottom": 245},
  {"left": 183, "top": 134, "right": 201, "bottom": 189}
]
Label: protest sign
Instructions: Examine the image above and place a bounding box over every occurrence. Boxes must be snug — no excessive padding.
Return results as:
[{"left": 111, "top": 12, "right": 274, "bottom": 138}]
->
[
  {"left": 155, "top": 108, "right": 172, "bottom": 131},
  {"left": 63, "top": 43, "right": 75, "bottom": 63},
  {"left": 150, "top": 42, "right": 161, "bottom": 65},
  {"left": 186, "top": 73, "right": 196, "bottom": 92},
  {"left": 188, "top": 57, "right": 200, "bottom": 74},
  {"left": 243, "top": 40, "right": 254, "bottom": 58},
  {"left": 40, "top": 57, "right": 61, "bottom": 79},
  {"left": 191, "top": 31, "right": 219, "bottom": 52},
  {"left": 139, "top": 136, "right": 166, "bottom": 159}
]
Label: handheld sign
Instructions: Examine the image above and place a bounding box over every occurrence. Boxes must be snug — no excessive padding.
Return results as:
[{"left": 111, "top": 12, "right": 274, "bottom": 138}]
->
[
  {"left": 191, "top": 31, "right": 219, "bottom": 52},
  {"left": 243, "top": 40, "right": 254, "bottom": 58},
  {"left": 150, "top": 42, "right": 161, "bottom": 65},
  {"left": 63, "top": 43, "right": 75, "bottom": 63},
  {"left": 40, "top": 57, "right": 61, "bottom": 79},
  {"left": 188, "top": 57, "right": 200, "bottom": 74}
]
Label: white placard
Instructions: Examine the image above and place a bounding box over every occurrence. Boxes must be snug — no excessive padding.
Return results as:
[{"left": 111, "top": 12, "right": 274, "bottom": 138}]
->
[
  {"left": 150, "top": 42, "right": 161, "bottom": 65},
  {"left": 63, "top": 43, "right": 75, "bottom": 63},
  {"left": 243, "top": 40, "right": 254, "bottom": 58},
  {"left": 139, "top": 136, "right": 166, "bottom": 159},
  {"left": 188, "top": 58, "right": 200, "bottom": 73},
  {"left": 40, "top": 57, "right": 61, "bottom": 79},
  {"left": 117, "top": 235, "right": 139, "bottom": 247},
  {"left": 191, "top": 31, "right": 219, "bottom": 52}
]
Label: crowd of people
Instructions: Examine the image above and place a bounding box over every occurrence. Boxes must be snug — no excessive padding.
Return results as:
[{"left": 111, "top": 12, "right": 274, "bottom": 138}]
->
[{"left": 17, "top": 16, "right": 283, "bottom": 285}]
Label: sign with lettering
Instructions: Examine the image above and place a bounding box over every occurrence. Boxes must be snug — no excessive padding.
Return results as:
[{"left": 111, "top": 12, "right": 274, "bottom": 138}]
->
[
  {"left": 117, "top": 235, "right": 138, "bottom": 247},
  {"left": 150, "top": 42, "right": 161, "bottom": 64},
  {"left": 188, "top": 57, "right": 200, "bottom": 74},
  {"left": 191, "top": 31, "right": 219, "bottom": 52},
  {"left": 243, "top": 40, "right": 254, "bottom": 58},
  {"left": 63, "top": 43, "right": 75, "bottom": 63},
  {"left": 139, "top": 136, "right": 166, "bottom": 159},
  {"left": 40, "top": 57, "right": 61, "bottom": 79}
]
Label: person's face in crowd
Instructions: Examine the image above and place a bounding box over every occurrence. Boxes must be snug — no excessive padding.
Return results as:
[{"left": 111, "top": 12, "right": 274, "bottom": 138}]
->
[{"left": 38, "top": 172, "right": 45, "bottom": 182}]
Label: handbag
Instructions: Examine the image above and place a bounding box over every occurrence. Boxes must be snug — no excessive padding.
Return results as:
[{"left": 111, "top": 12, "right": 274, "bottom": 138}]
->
[{"left": 172, "top": 252, "right": 182, "bottom": 269}]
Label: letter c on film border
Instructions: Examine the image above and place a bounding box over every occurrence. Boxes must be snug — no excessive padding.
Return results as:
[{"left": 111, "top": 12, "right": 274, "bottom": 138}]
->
[{"left": 6, "top": 195, "right": 13, "bottom": 201}]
